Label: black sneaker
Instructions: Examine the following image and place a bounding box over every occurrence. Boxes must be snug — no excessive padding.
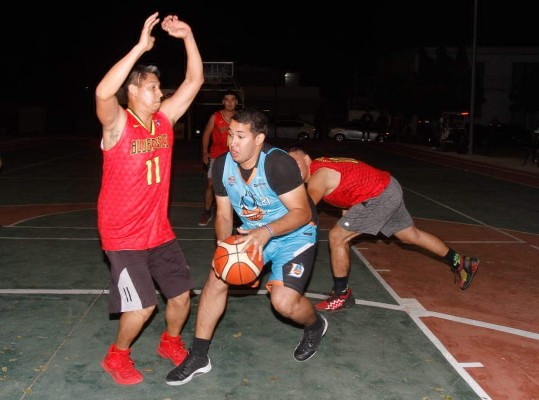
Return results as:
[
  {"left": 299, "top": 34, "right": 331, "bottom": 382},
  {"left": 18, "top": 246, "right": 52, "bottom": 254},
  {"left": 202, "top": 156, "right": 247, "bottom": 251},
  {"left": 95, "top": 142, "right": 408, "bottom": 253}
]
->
[
  {"left": 293, "top": 313, "right": 328, "bottom": 362},
  {"left": 165, "top": 351, "right": 211, "bottom": 386}
]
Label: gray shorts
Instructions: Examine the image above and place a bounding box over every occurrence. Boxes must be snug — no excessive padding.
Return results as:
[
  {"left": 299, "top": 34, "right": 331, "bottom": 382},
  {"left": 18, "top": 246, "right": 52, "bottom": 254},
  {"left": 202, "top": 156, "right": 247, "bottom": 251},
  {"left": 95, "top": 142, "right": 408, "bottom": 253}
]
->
[
  {"left": 337, "top": 177, "right": 413, "bottom": 237},
  {"left": 105, "top": 239, "right": 194, "bottom": 314}
]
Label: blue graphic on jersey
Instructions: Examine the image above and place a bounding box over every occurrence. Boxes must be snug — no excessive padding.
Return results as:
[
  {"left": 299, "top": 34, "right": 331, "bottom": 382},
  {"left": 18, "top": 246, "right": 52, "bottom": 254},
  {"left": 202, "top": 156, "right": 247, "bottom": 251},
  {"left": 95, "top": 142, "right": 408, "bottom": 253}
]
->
[{"left": 239, "top": 189, "right": 265, "bottom": 221}]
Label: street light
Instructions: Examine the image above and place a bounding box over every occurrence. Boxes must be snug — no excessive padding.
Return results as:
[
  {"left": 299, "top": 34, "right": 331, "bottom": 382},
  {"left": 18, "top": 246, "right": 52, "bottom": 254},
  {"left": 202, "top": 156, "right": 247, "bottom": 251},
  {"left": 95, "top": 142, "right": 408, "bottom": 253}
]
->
[{"left": 468, "top": 0, "right": 478, "bottom": 154}]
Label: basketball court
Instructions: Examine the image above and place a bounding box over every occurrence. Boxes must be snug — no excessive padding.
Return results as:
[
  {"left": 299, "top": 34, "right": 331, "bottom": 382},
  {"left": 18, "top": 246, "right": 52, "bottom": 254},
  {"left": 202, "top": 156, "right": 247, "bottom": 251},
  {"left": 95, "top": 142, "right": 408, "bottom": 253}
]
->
[{"left": 0, "top": 136, "right": 538, "bottom": 400}]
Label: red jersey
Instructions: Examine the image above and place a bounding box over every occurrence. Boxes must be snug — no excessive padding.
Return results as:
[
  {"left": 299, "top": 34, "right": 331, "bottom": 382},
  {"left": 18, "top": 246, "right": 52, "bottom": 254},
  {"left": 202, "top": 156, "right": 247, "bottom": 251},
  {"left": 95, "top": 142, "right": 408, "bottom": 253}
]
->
[
  {"left": 310, "top": 157, "right": 391, "bottom": 208},
  {"left": 209, "top": 110, "right": 231, "bottom": 159},
  {"left": 97, "top": 109, "right": 175, "bottom": 250}
]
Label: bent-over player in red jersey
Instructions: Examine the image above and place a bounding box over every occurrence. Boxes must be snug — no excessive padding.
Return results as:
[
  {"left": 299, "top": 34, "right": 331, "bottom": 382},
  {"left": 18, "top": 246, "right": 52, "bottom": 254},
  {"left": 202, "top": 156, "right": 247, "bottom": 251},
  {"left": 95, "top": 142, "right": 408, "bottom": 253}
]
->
[{"left": 288, "top": 144, "right": 479, "bottom": 312}]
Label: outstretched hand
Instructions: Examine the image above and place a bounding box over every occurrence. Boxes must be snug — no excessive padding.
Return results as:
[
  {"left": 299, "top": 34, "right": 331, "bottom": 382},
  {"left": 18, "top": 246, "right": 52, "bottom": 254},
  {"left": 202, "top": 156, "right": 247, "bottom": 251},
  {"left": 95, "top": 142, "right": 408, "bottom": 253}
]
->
[
  {"left": 161, "top": 15, "right": 192, "bottom": 39},
  {"left": 138, "top": 12, "right": 160, "bottom": 52}
]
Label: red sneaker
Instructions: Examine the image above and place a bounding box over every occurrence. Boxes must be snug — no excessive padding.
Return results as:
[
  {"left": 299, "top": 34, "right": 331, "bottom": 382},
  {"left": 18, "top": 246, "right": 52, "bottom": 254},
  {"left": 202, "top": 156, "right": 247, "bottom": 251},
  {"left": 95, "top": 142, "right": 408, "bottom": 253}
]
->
[
  {"left": 198, "top": 211, "right": 212, "bottom": 226},
  {"left": 454, "top": 256, "right": 480, "bottom": 290},
  {"left": 101, "top": 345, "right": 143, "bottom": 385},
  {"left": 315, "top": 288, "right": 355, "bottom": 311},
  {"left": 157, "top": 332, "right": 187, "bottom": 366}
]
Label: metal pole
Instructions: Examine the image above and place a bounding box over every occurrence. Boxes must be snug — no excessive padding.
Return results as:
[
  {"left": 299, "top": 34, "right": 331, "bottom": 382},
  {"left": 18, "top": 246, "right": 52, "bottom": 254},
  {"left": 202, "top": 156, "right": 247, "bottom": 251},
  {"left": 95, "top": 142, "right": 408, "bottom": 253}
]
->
[{"left": 468, "top": 0, "right": 478, "bottom": 154}]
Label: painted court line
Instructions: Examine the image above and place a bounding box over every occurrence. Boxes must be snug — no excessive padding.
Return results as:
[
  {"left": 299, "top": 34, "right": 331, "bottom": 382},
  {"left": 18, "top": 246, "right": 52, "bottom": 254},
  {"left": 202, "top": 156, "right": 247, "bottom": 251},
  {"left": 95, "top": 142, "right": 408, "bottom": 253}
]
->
[
  {"left": 0, "top": 286, "right": 501, "bottom": 400},
  {"left": 2, "top": 286, "right": 535, "bottom": 342},
  {"left": 462, "top": 362, "right": 485, "bottom": 368},
  {"left": 2, "top": 151, "right": 87, "bottom": 174},
  {"left": 14, "top": 293, "right": 103, "bottom": 400},
  {"left": 0, "top": 232, "right": 527, "bottom": 246},
  {"left": 403, "top": 187, "right": 529, "bottom": 242},
  {"left": 353, "top": 246, "right": 492, "bottom": 400}
]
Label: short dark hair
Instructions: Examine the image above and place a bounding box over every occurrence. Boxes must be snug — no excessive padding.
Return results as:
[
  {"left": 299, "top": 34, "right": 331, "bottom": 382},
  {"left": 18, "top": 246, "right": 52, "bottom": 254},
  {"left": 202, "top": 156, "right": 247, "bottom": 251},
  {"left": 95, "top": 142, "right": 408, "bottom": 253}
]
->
[
  {"left": 222, "top": 89, "right": 238, "bottom": 100},
  {"left": 287, "top": 143, "right": 307, "bottom": 154},
  {"left": 231, "top": 108, "right": 267, "bottom": 135},
  {"left": 124, "top": 64, "right": 160, "bottom": 90},
  {"left": 287, "top": 143, "right": 321, "bottom": 159}
]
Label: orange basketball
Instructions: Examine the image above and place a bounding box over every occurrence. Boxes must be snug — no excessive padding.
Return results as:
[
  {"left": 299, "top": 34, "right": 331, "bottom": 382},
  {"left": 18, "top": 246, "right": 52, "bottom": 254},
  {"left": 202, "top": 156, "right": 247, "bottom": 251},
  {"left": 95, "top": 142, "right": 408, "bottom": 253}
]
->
[{"left": 213, "top": 235, "right": 264, "bottom": 285}]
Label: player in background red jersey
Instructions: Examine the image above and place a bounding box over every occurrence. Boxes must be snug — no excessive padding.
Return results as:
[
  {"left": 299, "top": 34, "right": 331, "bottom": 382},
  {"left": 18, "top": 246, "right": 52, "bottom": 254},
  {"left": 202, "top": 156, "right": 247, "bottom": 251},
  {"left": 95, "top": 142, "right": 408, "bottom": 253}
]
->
[{"left": 198, "top": 90, "right": 239, "bottom": 226}]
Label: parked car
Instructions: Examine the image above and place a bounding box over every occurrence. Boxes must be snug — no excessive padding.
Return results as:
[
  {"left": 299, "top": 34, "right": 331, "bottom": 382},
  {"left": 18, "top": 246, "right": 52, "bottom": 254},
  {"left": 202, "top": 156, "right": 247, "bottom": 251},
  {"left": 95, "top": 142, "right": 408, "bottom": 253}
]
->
[
  {"left": 268, "top": 119, "right": 316, "bottom": 140},
  {"left": 328, "top": 120, "right": 390, "bottom": 142}
]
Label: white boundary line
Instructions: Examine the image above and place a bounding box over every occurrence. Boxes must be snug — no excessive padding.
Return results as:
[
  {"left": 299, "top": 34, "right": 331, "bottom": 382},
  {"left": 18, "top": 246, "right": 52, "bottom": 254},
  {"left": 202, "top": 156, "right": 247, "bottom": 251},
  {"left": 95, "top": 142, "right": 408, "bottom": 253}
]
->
[
  {"left": 352, "top": 246, "right": 494, "bottom": 400},
  {"left": 2, "top": 212, "right": 537, "bottom": 399},
  {"left": 402, "top": 187, "right": 528, "bottom": 243},
  {"left": 5, "top": 266, "right": 538, "bottom": 400}
]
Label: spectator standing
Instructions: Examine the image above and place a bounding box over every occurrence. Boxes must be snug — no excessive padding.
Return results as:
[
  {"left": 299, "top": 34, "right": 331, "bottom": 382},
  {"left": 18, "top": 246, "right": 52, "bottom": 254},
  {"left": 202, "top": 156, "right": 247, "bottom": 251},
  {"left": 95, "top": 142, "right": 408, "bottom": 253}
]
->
[
  {"left": 359, "top": 110, "right": 375, "bottom": 141},
  {"left": 198, "top": 90, "right": 239, "bottom": 226}
]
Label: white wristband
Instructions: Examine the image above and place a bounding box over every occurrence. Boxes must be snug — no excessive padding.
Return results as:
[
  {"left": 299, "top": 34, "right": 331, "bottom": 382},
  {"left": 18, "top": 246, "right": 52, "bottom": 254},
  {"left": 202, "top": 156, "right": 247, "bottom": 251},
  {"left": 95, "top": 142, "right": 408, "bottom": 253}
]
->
[{"left": 264, "top": 224, "right": 274, "bottom": 237}]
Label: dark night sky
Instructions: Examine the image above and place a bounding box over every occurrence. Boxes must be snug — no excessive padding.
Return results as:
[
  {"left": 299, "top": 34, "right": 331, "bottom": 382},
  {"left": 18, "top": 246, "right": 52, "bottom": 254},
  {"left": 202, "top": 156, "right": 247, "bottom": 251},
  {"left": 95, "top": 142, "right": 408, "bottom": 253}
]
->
[{"left": 2, "top": 1, "right": 537, "bottom": 105}]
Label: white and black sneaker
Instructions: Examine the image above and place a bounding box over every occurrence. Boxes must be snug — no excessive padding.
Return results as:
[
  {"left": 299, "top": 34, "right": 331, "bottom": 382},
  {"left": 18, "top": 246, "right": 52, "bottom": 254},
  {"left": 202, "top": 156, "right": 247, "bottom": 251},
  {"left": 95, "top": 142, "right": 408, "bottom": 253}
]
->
[
  {"left": 166, "top": 351, "right": 212, "bottom": 386},
  {"left": 293, "top": 313, "right": 328, "bottom": 362}
]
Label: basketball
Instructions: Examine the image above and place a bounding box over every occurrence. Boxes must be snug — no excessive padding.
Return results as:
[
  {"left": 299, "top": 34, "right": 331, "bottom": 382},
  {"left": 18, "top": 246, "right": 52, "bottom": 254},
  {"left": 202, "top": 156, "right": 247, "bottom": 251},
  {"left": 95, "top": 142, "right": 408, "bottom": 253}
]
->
[{"left": 213, "top": 235, "right": 264, "bottom": 285}]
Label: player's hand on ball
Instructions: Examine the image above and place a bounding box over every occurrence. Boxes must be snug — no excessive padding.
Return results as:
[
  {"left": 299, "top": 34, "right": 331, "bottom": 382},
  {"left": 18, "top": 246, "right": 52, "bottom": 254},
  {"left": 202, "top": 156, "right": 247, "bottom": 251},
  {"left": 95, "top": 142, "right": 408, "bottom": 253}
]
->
[
  {"left": 213, "top": 235, "right": 264, "bottom": 286},
  {"left": 235, "top": 226, "right": 271, "bottom": 262}
]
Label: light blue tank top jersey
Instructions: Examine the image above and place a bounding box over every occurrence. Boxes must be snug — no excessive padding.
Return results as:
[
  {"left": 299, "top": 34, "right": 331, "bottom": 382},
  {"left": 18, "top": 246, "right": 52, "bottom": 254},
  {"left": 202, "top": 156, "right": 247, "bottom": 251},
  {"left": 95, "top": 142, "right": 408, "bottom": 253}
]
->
[
  {"left": 221, "top": 147, "right": 317, "bottom": 290},
  {"left": 221, "top": 148, "right": 315, "bottom": 235}
]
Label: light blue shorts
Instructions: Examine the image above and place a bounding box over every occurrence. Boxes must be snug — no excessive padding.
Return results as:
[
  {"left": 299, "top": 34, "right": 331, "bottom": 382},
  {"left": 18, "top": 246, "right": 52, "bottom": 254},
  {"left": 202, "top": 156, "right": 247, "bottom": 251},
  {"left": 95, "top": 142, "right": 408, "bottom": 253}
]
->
[{"left": 260, "top": 224, "right": 317, "bottom": 294}]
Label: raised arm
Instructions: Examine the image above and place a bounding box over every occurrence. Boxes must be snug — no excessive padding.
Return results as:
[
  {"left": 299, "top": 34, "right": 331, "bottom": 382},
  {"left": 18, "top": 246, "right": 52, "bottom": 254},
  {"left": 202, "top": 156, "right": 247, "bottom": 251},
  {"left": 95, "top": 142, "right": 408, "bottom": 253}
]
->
[
  {"left": 159, "top": 15, "right": 204, "bottom": 125},
  {"left": 95, "top": 12, "right": 160, "bottom": 149}
]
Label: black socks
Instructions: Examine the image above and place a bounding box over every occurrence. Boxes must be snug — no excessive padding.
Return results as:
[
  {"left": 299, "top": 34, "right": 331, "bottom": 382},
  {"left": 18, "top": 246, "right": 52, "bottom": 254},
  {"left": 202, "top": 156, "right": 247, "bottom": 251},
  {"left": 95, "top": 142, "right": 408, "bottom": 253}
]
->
[
  {"left": 444, "top": 249, "right": 460, "bottom": 268},
  {"left": 192, "top": 337, "right": 211, "bottom": 357},
  {"left": 306, "top": 312, "right": 323, "bottom": 332},
  {"left": 333, "top": 276, "right": 349, "bottom": 294}
]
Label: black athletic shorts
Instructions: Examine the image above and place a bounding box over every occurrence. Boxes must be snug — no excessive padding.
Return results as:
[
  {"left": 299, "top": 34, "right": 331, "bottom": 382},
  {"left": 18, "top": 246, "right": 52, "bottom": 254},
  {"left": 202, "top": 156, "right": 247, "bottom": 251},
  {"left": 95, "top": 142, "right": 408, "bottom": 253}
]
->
[{"left": 105, "top": 239, "right": 194, "bottom": 314}]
